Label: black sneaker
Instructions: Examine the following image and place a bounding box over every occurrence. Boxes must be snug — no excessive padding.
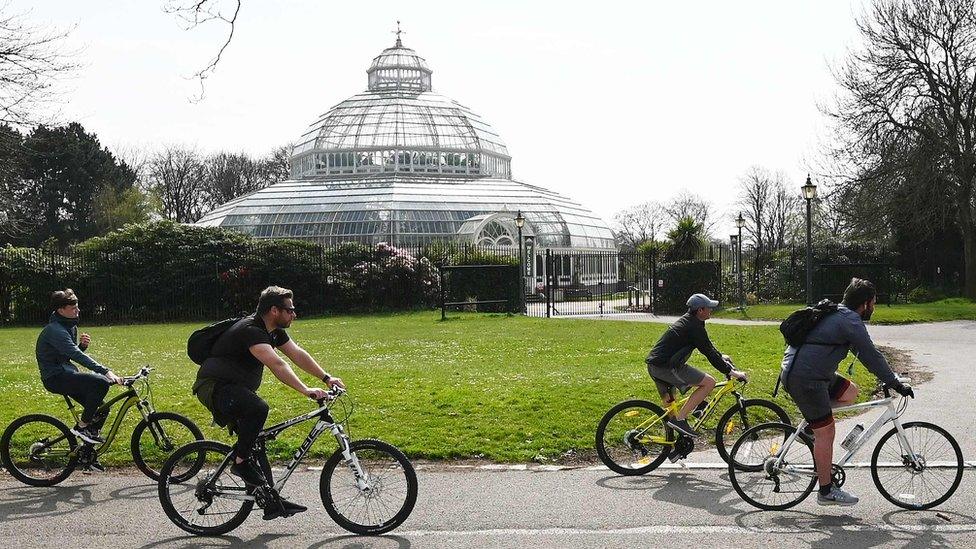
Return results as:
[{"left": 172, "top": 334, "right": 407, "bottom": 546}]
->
[
  {"left": 70, "top": 424, "right": 104, "bottom": 445},
  {"left": 87, "top": 459, "right": 106, "bottom": 472},
  {"left": 666, "top": 418, "right": 700, "bottom": 438},
  {"left": 230, "top": 460, "right": 267, "bottom": 487},
  {"left": 263, "top": 497, "right": 307, "bottom": 520}
]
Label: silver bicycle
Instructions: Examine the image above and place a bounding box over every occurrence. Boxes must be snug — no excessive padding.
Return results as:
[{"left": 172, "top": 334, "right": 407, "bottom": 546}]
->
[{"left": 727, "top": 377, "right": 964, "bottom": 510}]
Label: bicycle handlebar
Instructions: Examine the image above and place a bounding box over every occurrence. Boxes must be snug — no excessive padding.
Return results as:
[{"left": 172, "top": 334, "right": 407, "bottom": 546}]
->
[
  {"left": 314, "top": 385, "right": 347, "bottom": 406},
  {"left": 121, "top": 366, "right": 152, "bottom": 386}
]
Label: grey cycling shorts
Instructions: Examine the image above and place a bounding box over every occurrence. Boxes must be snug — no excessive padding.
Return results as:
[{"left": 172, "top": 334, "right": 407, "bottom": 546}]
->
[
  {"left": 647, "top": 362, "right": 706, "bottom": 400},
  {"left": 783, "top": 373, "right": 852, "bottom": 429}
]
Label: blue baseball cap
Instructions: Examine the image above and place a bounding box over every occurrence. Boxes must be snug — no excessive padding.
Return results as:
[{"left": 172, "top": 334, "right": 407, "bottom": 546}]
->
[{"left": 687, "top": 293, "right": 719, "bottom": 310}]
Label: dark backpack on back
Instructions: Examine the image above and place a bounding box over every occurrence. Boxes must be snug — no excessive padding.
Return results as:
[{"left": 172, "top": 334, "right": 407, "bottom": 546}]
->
[
  {"left": 779, "top": 299, "right": 838, "bottom": 347},
  {"left": 187, "top": 317, "right": 242, "bottom": 365},
  {"left": 772, "top": 300, "right": 838, "bottom": 396}
]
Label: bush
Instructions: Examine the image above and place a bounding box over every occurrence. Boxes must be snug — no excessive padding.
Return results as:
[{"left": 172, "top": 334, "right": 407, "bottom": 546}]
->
[
  {"left": 906, "top": 285, "right": 945, "bottom": 304},
  {"left": 657, "top": 259, "right": 721, "bottom": 314}
]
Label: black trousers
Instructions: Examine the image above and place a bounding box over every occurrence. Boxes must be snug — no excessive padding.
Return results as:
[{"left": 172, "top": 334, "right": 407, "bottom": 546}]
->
[
  {"left": 213, "top": 383, "right": 269, "bottom": 462},
  {"left": 43, "top": 370, "right": 111, "bottom": 424}
]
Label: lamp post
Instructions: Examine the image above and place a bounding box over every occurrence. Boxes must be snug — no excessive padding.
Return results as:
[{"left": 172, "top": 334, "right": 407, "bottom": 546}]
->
[
  {"left": 735, "top": 212, "right": 746, "bottom": 309},
  {"left": 801, "top": 175, "right": 818, "bottom": 306},
  {"left": 515, "top": 210, "right": 526, "bottom": 313},
  {"left": 729, "top": 234, "right": 738, "bottom": 306}
]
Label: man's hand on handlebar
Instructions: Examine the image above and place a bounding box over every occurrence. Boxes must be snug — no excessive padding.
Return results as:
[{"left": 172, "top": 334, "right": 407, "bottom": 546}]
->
[
  {"left": 306, "top": 387, "right": 329, "bottom": 400},
  {"left": 105, "top": 371, "right": 123, "bottom": 385},
  {"left": 729, "top": 369, "right": 748, "bottom": 382},
  {"left": 892, "top": 383, "right": 914, "bottom": 399},
  {"left": 325, "top": 376, "right": 345, "bottom": 390}
]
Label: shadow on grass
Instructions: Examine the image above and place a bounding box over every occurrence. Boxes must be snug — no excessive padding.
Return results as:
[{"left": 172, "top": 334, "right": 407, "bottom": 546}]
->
[{"left": 0, "top": 483, "right": 97, "bottom": 522}]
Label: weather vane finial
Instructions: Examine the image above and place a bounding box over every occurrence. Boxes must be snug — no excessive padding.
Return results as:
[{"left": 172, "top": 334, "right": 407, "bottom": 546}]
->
[{"left": 393, "top": 20, "right": 405, "bottom": 47}]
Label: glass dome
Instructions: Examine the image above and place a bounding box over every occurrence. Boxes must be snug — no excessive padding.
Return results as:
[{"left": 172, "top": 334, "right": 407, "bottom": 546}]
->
[{"left": 197, "top": 37, "right": 615, "bottom": 251}]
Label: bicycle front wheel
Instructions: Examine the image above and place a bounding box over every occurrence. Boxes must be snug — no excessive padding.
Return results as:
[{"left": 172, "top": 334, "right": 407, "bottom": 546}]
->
[
  {"left": 715, "top": 399, "right": 790, "bottom": 468},
  {"left": 871, "top": 421, "right": 964, "bottom": 510},
  {"left": 728, "top": 422, "right": 816, "bottom": 511},
  {"left": 158, "top": 440, "right": 253, "bottom": 536},
  {"left": 131, "top": 412, "right": 204, "bottom": 481},
  {"left": 320, "top": 438, "right": 418, "bottom": 535},
  {"left": 0, "top": 414, "right": 79, "bottom": 486},
  {"left": 595, "top": 399, "right": 672, "bottom": 475}
]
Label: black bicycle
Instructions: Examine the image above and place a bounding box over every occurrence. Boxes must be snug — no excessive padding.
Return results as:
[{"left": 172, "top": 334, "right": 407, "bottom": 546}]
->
[
  {"left": 0, "top": 366, "right": 203, "bottom": 486},
  {"left": 157, "top": 386, "right": 417, "bottom": 536}
]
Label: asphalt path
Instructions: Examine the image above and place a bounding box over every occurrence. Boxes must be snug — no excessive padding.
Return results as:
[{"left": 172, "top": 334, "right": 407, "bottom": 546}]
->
[{"left": 1, "top": 320, "right": 974, "bottom": 548}]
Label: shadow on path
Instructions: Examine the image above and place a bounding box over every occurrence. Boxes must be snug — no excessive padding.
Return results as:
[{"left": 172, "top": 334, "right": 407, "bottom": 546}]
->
[
  {"left": 308, "top": 534, "right": 412, "bottom": 549},
  {"left": 0, "top": 483, "right": 97, "bottom": 522},
  {"left": 140, "top": 532, "right": 293, "bottom": 549},
  {"left": 596, "top": 471, "right": 746, "bottom": 516}
]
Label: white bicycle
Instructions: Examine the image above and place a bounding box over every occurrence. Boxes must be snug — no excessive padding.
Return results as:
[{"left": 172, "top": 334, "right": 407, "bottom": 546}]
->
[{"left": 727, "top": 377, "right": 964, "bottom": 510}]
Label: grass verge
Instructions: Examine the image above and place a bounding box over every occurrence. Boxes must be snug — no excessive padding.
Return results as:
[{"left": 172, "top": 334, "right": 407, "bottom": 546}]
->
[{"left": 712, "top": 298, "right": 976, "bottom": 324}]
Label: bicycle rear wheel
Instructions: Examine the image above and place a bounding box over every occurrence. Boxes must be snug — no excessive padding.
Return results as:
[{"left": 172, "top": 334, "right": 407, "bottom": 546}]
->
[
  {"left": 157, "top": 440, "right": 253, "bottom": 536},
  {"left": 728, "top": 422, "right": 816, "bottom": 511},
  {"left": 0, "top": 414, "right": 79, "bottom": 486},
  {"left": 595, "top": 400, "right": 672, "bottom": 475},
  {"left": 871, "top": 421, "right": 964, "bottom": 510},
  {"left": 131, "top": 412, "right": 204, "bottom": 481},
  {"left": 715, "top": 399, "right": 790, "bottom": 468},
  {"left": 320, "top": 438, "right": 418, "bottom": 535}
]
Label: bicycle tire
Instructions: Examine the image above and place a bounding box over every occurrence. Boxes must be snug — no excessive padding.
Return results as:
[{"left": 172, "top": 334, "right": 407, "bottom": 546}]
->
[
  {"left": 0, "top": 414, "right": 79, "bottom": 487},
  {"left": 158, "top": 440, "right": 253, "bottom": 536},
  {"left": 715, "top": 399, "right": 790, "bottom": 467},
  {"left": 871, "top": 421, "right": 964, "bottom": 510},
  {"left": 595, "top": 399, "right": 672, "bottom": 475},
  {"left": 728, "top": 422, "right": 816, "bottom": 511},
  {"left": 320, "top": 438, "right": 418, "bottom": 535},
  {"left": 130, "top": 412, "right": 204, "bottom": 481}
]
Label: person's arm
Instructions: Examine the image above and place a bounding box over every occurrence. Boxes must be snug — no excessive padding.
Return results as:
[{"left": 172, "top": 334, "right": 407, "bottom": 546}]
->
[
  {"left": 846, "top": 319, "right": 899, "bottom": 386},
  {"left": 250, "top": 343, "right": 330, "bottom": 399},
  {"left": 690, "top": 322, "right": 732, "bottom": 374},
  {"left": 48, "top": 326, "right": 109, "bottom": 375},
  {"left": 279, "top": 340, "right": 344, "bottom": 388}
]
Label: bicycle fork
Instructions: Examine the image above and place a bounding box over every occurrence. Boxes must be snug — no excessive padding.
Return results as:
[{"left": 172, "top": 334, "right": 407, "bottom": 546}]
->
[{"left": 331, "top": 423, "right": 371, "bottom": 492}]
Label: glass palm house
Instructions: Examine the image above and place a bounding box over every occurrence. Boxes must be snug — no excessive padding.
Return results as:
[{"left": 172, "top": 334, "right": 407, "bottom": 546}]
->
[{"left": 197, "top": 36, "right": 616, "bottom": 288}]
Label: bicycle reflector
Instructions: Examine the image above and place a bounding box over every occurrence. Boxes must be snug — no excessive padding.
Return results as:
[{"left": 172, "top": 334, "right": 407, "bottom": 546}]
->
[
  {"left": 624, "top": 410, "right": 641, "bottom": 417},
  {"left": 725, "top": 420, "right": 737, "bottom": 435}
]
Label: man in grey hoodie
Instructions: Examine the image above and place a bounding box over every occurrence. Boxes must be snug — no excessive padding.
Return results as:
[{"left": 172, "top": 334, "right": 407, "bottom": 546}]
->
[
  {"left": 780, "top": 278, "right": 913, "bottom": 506},
  {"left": 36, "top": 289, "right": 122, "bottom": 447}
]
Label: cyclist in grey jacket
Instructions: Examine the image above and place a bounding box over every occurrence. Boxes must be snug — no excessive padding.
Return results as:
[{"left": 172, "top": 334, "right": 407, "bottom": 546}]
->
[
  {"left": 36, "top": 289, "right": 122, "bottom": 446},
  {"left": 780, "top": 278, "right": 913, "bottom": 506}
]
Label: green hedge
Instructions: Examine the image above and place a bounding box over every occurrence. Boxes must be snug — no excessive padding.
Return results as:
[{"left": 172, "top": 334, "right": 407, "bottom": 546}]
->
[{"left": 657, "top": 259, "right": 721, "bottom": 314}]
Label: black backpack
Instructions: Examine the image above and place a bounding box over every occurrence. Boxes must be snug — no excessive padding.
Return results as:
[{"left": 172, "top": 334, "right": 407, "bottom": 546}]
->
[
  {"left": 779, "top": 299, "right": 838, "bottom": 347},
  {"left": 772, "top": 300, "right": 838, "bottom": 396},
  {"left": 187, "top": 317, "right": 242, "bottom": 365}
]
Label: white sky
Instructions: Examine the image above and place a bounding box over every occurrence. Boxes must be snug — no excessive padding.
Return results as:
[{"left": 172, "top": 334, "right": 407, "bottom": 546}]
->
[{"left": 17, "top": 0, "right": 866, "bottom": 238}]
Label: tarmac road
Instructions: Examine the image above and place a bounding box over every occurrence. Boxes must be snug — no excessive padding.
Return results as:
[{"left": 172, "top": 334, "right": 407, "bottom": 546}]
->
[{"left": 1, "top": 320, "right": 974, "bottom": 548}]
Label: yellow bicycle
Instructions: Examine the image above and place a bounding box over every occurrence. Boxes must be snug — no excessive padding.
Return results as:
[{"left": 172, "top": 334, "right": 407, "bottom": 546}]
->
[{"left": 596, "top": 375, "right": 789, "bottom": 475}]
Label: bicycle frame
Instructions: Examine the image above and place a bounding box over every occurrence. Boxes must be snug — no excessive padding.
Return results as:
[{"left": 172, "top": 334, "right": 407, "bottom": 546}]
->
[
  {"left": 63, "top": 384, "right": 156, "bottom": 458},
  {"left": 206, "top": 400, "right": 367, "bottom": 502},
  {"left": 771, "top": 395, "right": 922, "bottom": 473},
  {"left": 635, "top": 379, "right": 745, "bottom": 446}
]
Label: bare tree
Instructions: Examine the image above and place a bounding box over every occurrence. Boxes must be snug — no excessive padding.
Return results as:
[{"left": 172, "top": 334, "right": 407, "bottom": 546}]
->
[
  {"left": 0, "top": 7, "right": 78, "bottom": 127},
  {"left": 736, "top": 166, "right": 773, "bottom": 251},
  {"left": 164, "top": 0, "right": 241, "bottom": 102},
  {"left": 766, "top": 173, "right": 801, "bottom": 249},
  {"left": 147, "top": 145, "right": 206, "bottom": 223},
  {"left": 257, "top": 144, "right": 291, "bottom": 185},
  {"left": 662, "top": 190, "right": 713, "bottom": 235},
  {"left": 202, "top": 151, "right": 260, "bottom": 208},
  {"left": 612, "top": 201, "right": 664, "bottom": 250},
  {"left": 830, "top": 0, "right": 976, "bottom": 298}
]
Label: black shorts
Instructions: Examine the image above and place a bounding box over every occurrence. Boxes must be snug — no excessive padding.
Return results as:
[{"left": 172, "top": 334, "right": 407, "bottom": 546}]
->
[{"left": 784, "top": 373, "right": 852, "bottom": 429}]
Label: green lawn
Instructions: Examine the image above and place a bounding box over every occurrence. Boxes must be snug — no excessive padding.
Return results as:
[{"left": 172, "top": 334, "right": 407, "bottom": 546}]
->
[
  {"left": 713, "top": 298, "right": 976, "bottom": 324},
  {"left": 0, "top": 312, "right": 877, "bottom": 464}
]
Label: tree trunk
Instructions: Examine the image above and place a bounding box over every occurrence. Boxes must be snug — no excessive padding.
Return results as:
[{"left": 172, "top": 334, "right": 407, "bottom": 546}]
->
[{"left": 962, "top": 220, "right": 976, "bottom": 299}]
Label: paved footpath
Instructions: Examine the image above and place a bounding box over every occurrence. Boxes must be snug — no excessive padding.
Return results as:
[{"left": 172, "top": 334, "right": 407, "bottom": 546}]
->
[{"left": 1, "top": 321, "right": 974, "bottom": 548}]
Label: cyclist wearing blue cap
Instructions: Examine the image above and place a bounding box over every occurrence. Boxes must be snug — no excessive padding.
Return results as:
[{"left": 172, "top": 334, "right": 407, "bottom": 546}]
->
[{"left": 645, "top": 293, "right": 748, "bottom": 437}]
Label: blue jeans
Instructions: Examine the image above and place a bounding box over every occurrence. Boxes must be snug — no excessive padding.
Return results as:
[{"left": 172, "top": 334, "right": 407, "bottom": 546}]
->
[{"left": 43, "top": 370, "right": 110, "bottom": 424}]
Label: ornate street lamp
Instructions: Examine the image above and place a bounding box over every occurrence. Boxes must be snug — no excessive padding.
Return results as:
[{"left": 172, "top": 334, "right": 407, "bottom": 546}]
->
[
  {"left": 515, "top": 210, "right": 526, "bottom": 313},
  {"left": 729, "top": 234, "right": 738, "bottom": 306},
  {"left": 735, "top": 212, "right": 746, "bottom": 309},
  {"left": 801, "top": 175, "right": 818, "bottom": 306}
]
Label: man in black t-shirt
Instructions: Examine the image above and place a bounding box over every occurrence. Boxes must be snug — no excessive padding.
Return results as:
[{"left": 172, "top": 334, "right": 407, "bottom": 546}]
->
[{"left": 194, "top": 286, "right": 344, "bottom": 520}]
